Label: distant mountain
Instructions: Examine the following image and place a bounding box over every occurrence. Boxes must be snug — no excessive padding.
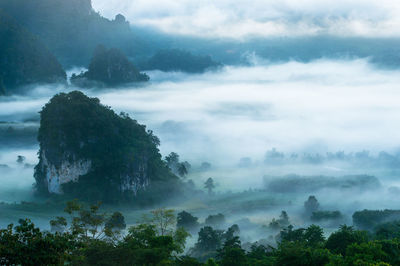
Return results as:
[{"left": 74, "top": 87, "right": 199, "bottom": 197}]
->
[
  {"left": 71, "top": 45, "right": 149, "bottom": 87},
  {"left": 140, "top": 49, "right": 222, "bottom": 73},
  {"left": 0, "top": 11, "right": 66, "bottom": 95},
  {"left": 0, "top": 0, "right": 141, "bottom": 67}
]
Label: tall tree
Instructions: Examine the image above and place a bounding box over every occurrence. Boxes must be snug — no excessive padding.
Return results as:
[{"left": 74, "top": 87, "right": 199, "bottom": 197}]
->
[{"left": 204, "top": 178, "right": 215, "bottom": 195}]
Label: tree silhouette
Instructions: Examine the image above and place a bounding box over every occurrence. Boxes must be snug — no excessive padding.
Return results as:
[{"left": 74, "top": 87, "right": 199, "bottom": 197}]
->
[{"left": 204, "top": 178, "right": 215, "bottom": 195}]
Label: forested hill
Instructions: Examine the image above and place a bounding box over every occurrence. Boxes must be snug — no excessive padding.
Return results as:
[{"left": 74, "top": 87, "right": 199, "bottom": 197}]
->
[
  {"left": 0, "top": 0, "right": 140, "bottom": 67},
  {"left": 0, "top": 11, "right": 66, "bottom": 95},
  {"left": 35, "top": 91, "right": 181, "bottom": 203}
]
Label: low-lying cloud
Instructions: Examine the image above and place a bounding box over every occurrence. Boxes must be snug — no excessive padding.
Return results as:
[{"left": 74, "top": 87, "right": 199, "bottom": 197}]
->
[
  {"left": 2, "top": 58, "right": 400, "bottom": 193},
  {"left": 92, "top": 59, "right": 400, "bottom": 165}
]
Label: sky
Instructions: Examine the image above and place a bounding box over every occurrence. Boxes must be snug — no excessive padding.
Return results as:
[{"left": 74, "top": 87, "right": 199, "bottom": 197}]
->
[{"left": 92, "top": 0, "right": 400, "bottom": 39}]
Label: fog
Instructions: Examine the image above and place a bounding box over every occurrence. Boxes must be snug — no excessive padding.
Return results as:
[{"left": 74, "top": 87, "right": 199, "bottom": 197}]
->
[
  {"left": 2, "top": 58, "right": 400, "bottom": 237},
  {"left": 91, "top": 58, "right": 400, "bottom": 163}
]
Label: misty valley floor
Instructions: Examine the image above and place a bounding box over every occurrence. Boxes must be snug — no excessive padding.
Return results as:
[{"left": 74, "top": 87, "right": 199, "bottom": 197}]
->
[{"left": 1, "top": 59, "right": 400, "bottom": 239}]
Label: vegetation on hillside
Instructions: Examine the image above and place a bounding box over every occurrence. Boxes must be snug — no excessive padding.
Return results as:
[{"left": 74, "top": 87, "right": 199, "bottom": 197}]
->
[
  {"left": 0, "top": 11, "right": 66, "bottom": 95},
  {"left": 71, "top": 46, "right": 149, "bottom": 87},
  {"left": 0, "top": 0, "right": 138, "bottom": 67},
  {"left": 140, "top": 49, "right": 222, "bottom": 73},
  {"left": 34, "top": 91, "right": 179, "bottom": 203}
]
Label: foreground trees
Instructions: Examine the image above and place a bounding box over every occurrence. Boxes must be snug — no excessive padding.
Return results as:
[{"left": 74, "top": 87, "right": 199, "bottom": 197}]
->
[
  {"left": 0, "top": 219, "right": 79, "bottom": 265},
  {"left": 2, "top": 202, "right": 400, "bottom": 265}
]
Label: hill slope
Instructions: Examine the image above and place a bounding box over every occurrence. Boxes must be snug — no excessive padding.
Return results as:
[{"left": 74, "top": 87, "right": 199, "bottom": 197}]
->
[
  {"left": 34, "top": 91, "right": 180, "bottom": 203},
  {"left": 0, "top": 12, "right": 66, "bottom": 94}
]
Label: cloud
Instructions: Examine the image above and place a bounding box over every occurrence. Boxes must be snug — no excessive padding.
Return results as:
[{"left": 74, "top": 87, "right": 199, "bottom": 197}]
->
[{"left": 92, "top": 0, "right": 400, "bottom": 38}]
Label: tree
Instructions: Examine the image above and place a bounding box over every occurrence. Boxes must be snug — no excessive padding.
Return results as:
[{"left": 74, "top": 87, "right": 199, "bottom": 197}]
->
[
  {"left": 205, "top": 213, "right": 225, "bottom": 228},
  {"left": 280, "top": 225, "right": 306, "bottom": 243},
  {"left": 190, "top": 226, "right": 224, "bottom": 260},
  {"left": 50, "top": 199, "right": 126, "bottom": 241},
  {"left": 217, "top": 236, "right": 247, "bottom": 266},
  {"left": 224, "top": 225, "right": 240, "bottom": 242},
  {"left": 304, "top": 225, "right": 325, "bottom": 247},
  {"left": 178, "top": 163, "right": 188, "bottom": 178},
  {"left": 105, "top": 212, "right": 126, "bottom": 233},
  {"left": 165, "top": 152, "right": 180, "bottom": 167},
  {"left": 146, "top": 208, "right": 176, "bottom": 236},
  {"left": 269, "top": 211, "right": 290, "bottom": 230},
  {"left": 165, "top": 152, "right": 190, "bottom": 178},
  {"left": 279, "top": 211, "right": 290, "bottom": 227},
  {"left": 177, "top": 211, "right": 199, "bottom": 232},
  {"left": 304, "top": 196, "right": 319, "bottom": 217},
  {"left": 374, "top": 221, "right": 400, "bottom": 240},
  {"left": 325, "top": 225, "right": 368, "bottom": 256},
  {"left": 275, "top": 241, "right": 332, "bottom": 266},
  {"left": 16, "top": 155, "right": 26, "bottom": 164},
  {"left": 246, "top": 244, "right": 275, "bottom": 264},
  {"left": 0, "top": 219, "right": 79, "bottom": 265},
  {"left": 117, "top": 224, "right": 177, "bottom": 265},
  {"left": 141, "top": 208, "right": 190, "bottom": 254},
  {"left": 204, "top": 178, "right": 215, "bottom": 195},
  {"left": 345, "top": 241, "right": 389, "bottom": 265}
]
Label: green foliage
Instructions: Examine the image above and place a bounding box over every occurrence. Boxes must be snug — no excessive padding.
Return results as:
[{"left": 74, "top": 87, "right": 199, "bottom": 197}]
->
[
  {"left": 0, "top": 219, "right": 79, "bottom": 265},
  {"left": 71, "top": 45, "right": 149, "bottom": 87},
  {"left": 141, "top": 49, "right": 221, "bottom": 73},
  {"left": 217, "top": 237, "right": 247, "bottom": 266},
  {"left": 145, "top": 208, "right": 177, "bottom": 236},
  {"left": 269, "top": 211, "right": 290, "bottom": 230},
  {"left": 374, "top": 220, "right": 400, "bottom": 240},
  {"left": 353, "top": 209, "right": 400, "bottom": 230},
  {"left": 0, "top": 10, "right": 66, "bottom": 94},
  {"left": 275, "top": 242, "right": 332, "bottom": 266},
  {"left": 190, "top": 224, "right": 240, "bottom": 262},
  {"left": 325, "top": 225, "right": 369, "bottom": 256},
  {"left": 177, "top": 211, "right": 200, "bottom": 232},
  {"left": 35, "top": 91, "right": 180, "bottom": 203},
  {"left": 190, "top": 226, "right": 224, "bottom": 261},
  {"left": 304, "top": 225, "right": 326, "bottom": 247},
  {"left": 3, "top": 208, "right": 400, "bottom": 265},
  {"left": 246, "top": 244, "right": 275, "bottom": 265},
  {"left": 345, "top": 241, "right": 388, "bottom": 265},
  {"left": 165, "top": 152, "right": 190, "bottom": 178},
  {"left": 50, "top": 200, "right": 126, "bottom": 241}
]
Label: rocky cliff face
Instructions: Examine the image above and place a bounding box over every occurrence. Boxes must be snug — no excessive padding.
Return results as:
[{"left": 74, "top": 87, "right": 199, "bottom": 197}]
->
[
  {"left": 40, "top": 151, "right": 91, "bottom": 194},
  {"left": 34, "top": 91, "right": 175, "bottom": 202}
]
